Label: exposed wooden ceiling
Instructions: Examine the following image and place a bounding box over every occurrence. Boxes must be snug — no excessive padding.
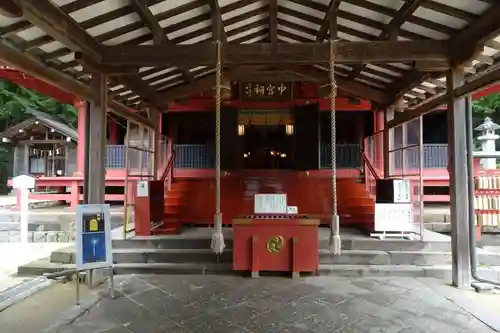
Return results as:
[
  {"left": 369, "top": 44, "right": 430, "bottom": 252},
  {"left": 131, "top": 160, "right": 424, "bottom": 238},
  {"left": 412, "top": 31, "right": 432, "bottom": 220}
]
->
[{"left": 0, "top": 0, "right": 499, "bottom": 127}]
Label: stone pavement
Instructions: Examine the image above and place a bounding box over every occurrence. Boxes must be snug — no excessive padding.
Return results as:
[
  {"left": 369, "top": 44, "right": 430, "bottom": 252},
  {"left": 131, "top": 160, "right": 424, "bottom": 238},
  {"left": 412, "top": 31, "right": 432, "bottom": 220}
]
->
[
  {"left": 0, "top": 243, "right": 70, "bottom": 291},
  {"left": 54, "top": 275, "right": 497, "bottom": 333}
]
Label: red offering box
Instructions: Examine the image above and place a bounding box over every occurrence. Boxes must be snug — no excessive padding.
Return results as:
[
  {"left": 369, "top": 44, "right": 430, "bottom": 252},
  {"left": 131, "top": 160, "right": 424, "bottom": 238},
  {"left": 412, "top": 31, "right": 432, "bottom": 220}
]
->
[{"left": 232, "top": 216, "right": 319, "bottom": 277}]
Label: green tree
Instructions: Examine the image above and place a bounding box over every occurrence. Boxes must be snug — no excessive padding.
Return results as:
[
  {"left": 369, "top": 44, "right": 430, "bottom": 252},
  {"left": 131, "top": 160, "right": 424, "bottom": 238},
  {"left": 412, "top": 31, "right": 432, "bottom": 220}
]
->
[
  {"left": 472, "top": 93, "right": 500, "bottom": 121},
  {"left": 0, "top": 79, "right": 77, "bottom": 131}
]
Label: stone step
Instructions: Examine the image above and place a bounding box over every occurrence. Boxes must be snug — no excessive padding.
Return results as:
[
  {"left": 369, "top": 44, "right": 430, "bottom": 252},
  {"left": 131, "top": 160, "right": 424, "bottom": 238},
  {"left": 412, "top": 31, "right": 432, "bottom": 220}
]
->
[
  {"left": 112, "top": 248, "right": 233, "bottom": 264},
  {"left": 318, "top": 264, "right": 500, "bottom": 280},
  {"left": 18, "top": 257, "right": 500, "bottom": 280},
  {"left": 112, "top": 237, "right": 234, "bottom": 250},
  {"left": 109, "top": 248, "right": 500, "bottom": 267},
  {"left": 113, "top": 262, "right": 232, "bottom": 275},
  {"left": 112, "top": 237, "right": 451, "bottom": 252},
  {"left": 319, "top": 249, "right": 500, "bottom": 266},
  {"left": 17, "top": 258, "right": 74, "bottom": 276}
]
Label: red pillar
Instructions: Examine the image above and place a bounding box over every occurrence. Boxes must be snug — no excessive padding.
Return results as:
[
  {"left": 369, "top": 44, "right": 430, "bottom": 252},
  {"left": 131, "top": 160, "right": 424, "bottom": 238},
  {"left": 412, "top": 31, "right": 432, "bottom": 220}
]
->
[
  {"left": 374, "top": 110, "right": 384, "bottom": 172},
  {"left": 109, "top": 119, "right": 119, "bottom": 144},
  {"left": 76, "top": 100, "right": 86, "bottom": 175}
]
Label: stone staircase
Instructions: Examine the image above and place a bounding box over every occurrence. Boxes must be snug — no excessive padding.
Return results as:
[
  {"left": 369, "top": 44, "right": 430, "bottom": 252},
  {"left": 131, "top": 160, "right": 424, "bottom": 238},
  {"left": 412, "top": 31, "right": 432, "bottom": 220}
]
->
[{"left": 19, "top": 228, "right": 500, "bottom": 280}]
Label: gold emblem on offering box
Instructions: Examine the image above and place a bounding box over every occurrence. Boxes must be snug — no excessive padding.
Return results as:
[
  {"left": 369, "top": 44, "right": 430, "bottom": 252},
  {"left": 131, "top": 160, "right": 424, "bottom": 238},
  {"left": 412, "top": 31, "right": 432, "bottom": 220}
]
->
[
  {"left": 240, "top": 82, "right": 292, "bottom": 101},
  {"left": 266, "top": 235, "right": 285, "bottom": 253}
]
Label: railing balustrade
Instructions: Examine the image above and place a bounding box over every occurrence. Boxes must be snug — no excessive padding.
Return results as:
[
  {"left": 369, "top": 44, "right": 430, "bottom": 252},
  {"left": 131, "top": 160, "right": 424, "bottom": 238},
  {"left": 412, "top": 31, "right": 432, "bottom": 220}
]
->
[
  {"left": 393, "top": 144, "right": 448, "bottom": 169},
  {"left": 174, "top": 144, "right": 214, "bottom": 169},
  {"left": 320, "top": 144, "right": 361, "bottom": 169},
  {"left": 102, "top": 143, "right": 450, "bottom": 170}
]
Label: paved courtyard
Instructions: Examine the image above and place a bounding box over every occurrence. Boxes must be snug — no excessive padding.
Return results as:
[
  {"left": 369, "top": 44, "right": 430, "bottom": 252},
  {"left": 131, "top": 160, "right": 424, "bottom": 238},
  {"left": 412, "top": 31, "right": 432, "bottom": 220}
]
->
[{"left": 53, "top": 275, "right": 497, "bottom": 333}]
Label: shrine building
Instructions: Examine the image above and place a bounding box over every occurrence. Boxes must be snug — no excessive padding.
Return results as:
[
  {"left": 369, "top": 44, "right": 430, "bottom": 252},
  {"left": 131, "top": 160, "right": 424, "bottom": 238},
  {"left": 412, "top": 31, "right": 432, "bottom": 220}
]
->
[{"left": 0, "top": 0, "right": 500, "bottom": 287}]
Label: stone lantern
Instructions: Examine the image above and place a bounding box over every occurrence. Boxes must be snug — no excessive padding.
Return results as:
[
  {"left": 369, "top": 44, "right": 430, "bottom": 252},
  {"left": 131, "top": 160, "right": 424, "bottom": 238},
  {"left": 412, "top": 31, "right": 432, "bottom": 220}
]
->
[{"left": 475, "top": 117, "right": 500, "bottom": 169}]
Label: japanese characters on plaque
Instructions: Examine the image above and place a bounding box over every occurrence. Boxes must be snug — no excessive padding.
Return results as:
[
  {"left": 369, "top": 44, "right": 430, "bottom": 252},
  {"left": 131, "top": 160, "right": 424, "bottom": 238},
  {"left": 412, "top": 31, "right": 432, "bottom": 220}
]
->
[{"left": 240, "top": 82, "right": 293, "bottom": 101}]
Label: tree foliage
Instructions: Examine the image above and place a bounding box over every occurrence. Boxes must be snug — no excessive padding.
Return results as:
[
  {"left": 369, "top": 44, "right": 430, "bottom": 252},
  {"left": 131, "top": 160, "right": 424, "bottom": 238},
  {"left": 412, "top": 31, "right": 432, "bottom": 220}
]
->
[
  {"left": 0, "top": 79, "right": 77, "bottom": 194},
  {"left": 0, "top": 79, "right": 77, "bottom": 132},
  {"left": 472, "top": 93, "right": 500, "bottom": 122}
]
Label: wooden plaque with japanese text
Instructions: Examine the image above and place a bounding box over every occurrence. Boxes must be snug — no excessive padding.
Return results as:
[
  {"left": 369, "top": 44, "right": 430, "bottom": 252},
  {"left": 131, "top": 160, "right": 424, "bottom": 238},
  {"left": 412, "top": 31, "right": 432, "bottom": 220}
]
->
[{"left": 239, "top": 82, "right": 293, "bottom": 101}]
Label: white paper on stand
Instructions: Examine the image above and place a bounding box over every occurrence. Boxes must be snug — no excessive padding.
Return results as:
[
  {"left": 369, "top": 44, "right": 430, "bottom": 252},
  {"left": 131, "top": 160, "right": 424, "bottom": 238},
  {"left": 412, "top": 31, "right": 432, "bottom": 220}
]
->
[
  {"left": 254, "top": 194, "right": 287, "bottom": 214},
  {"left": 374, "top": 203, "right": 413, "bottom": 232},
  {"left": 393, "top": 179, "right": 411, "bottom": 203}
]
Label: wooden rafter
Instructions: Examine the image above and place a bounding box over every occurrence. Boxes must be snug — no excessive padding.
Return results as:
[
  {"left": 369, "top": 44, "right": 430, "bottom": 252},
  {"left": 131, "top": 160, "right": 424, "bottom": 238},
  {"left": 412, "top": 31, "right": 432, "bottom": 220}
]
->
[
  {"left": 209, "top": 0, "right": 227, "bottom": 43},
  {"left": 348, "top": 0, "right": 426, "bottom": 82},
  {"left": 16, "top": 0, "right": 102, "bottom": 61},
  {"left": 17, "top": 0, "right": 167, "bottom": 109},
  {"left": 316, "top": 0, "right": 342, "bottom": 42},
  {"left": 388, "top": 62, "right": 500, "bottom": 128},
  {"left": 0, "top": 41, "right": 153, "bottom": 127},
  {"left": 0, "top": 0, "right": 22, "bottom": 18},
  {"left": 388, "top": 1, "right": 500, "bottom": 110},
  {"left": 131, "top": 0, "right": 167, "bottom": 45},
  {"left": 130, "top": 0, "right": 194, "bottom": 83},
  {"left": 269, "top": 0, "right": 278, "bottom": 44},
  {"left": 0, "top": 0, "right": 498, "bottom": 111}
]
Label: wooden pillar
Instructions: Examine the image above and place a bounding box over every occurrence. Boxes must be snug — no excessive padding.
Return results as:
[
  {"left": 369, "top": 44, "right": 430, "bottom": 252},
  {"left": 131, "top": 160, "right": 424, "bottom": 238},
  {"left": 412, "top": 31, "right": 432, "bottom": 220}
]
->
[
  {"left": 12, "top": 146, "right": 18, "bottom": 176},
  {"left": 75, "top": 100, "right": 86, "bottom": 174},
  {"left": 383, "top": 108, "right": 394, "bottom": 177},
  {"left": 446, "top": 68, "right": 471, "bottom": 288},
  {"left": 402, "top": 121, "right": 408, "bottom": 175},
  {"left": 109, "top": 119, "right": 119, "bottom": 144},
  {"left": 374, "top": 111, "right": 384, "bottom": 171},
  {"left": 149, "top": 108, "right": 160, "bottom": 178},
  {"left": 23, "top": 143, "right": 29, "bottom": 174},
  {"left": 86, "top": 71, "right": 108, "bottom": 204}
]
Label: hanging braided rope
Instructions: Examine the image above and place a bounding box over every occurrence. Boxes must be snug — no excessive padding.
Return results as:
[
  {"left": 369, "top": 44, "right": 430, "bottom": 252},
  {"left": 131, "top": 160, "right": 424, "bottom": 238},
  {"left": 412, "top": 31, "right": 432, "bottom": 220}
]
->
[
  {"left": 329, "top": 38, "right": 341, "bottom": 255},
  {"left": 211, "top": 40, "right": 225, "bottom": 255}
]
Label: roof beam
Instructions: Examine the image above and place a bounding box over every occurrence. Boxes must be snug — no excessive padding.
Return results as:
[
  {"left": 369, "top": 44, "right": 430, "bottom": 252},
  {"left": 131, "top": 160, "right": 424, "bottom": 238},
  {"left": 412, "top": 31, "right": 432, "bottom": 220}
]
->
[
  {"left": 15, "top": 0, "right": 102, "bottom": 61},
  {"left": 452, "top": 2, "right": 500, "bottom": 66},
  {"left": 0, "top": 0, "right": 22, "bottom": 18},
  {"left": 209, "top": 0, "right": 227, "bottom": 43},
  {"left": 130, "top": 0, "right": 194, "bottom": 83},
  {"left": 0, "top": 41, "right": 153, "bottom": 128},
  {"left": 317, "top": 0, "right": 342, "bottom": 42},
  {"left": 384, "top": 1, "right": 500, "bottom": 109},
  {"left": 269, "top": 0, "right": 278, "bottom": 44},
  {"left": 131, "top": 0, "right": 167, "bottom": 45},
  {"left": 153, "top": 64, "right": 387, "bottom": 105},
  {"left": 388, "top": 63, "right": 500, "bottom": 128},
  {"left": 18, "top": 0, "right": 164, "bottom": 109},
  {"left": 348, "top": 0, "right": 425, "bottom": 81},
  {"left": 284, "top": 66, "right": 387, "bottom": 104},
  {"left": 100, "top": 40, "right": 450, "bottom": 66},
  {"left": 157, "top": 74, "right": 220, "bottom": 104},
  {"left": 380, "top": 0, "right": 425, "bottom": 40}
]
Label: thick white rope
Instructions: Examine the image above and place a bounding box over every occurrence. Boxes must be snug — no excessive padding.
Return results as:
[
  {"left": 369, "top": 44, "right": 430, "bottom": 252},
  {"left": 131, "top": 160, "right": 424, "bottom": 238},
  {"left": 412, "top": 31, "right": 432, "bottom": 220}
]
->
[
  {"left": 329, "top": 38, "right": 341, "bottom": 255},
  {"left": 211, "top": 40, "right": 225, "bottom": 254}
]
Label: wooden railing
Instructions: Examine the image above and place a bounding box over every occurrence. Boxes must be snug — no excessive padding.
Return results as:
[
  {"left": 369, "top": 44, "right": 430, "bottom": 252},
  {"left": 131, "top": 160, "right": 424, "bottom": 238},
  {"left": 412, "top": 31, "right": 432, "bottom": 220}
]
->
[
  {"left": 360, "top": 149, "right": 379, "bottom": 200},
  {"left": 161, "top": 149, "right": 177, "bottom": 191}
]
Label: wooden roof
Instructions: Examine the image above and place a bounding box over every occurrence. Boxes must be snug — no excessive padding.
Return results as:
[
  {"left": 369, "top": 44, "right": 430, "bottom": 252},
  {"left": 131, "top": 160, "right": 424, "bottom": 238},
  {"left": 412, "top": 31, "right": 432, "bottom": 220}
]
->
[
  {"left": 0, "top": 107, "right": 78, "bottom": 141},
  {"left": 0, "top": 0, "right": 499, "bottom": 127}
]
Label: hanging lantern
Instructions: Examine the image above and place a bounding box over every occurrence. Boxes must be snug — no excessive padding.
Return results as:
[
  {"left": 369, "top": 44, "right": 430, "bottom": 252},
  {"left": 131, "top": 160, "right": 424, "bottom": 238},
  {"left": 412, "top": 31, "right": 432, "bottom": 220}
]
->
[
  {"left": 285, "top": 124, "right": 294, "bottom": 135},
  {"left": 237, "top": 124, "right": 245, "bottom": 136}
]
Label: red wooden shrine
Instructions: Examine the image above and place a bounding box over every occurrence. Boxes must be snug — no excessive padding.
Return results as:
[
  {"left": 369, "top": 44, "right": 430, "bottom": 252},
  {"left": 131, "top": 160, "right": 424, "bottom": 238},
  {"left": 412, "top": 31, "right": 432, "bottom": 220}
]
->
[{"left": 232, "top": 216, "right": 319, "bottom": 278}]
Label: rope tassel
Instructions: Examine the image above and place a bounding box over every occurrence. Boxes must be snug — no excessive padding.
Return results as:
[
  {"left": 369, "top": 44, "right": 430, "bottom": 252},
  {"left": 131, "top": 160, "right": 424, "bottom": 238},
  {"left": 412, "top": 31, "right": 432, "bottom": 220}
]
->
[
  {"left": 211, "top": 40, "right": 225, "bottom": 255},
  {"left": 328, "top": 39, "right": 341, "bottom": 255}
]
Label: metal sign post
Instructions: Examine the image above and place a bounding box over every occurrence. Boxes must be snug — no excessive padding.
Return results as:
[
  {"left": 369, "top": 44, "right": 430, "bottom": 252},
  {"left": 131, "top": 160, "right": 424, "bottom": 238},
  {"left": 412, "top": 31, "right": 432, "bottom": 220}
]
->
[{"left": 75, "top": 204, "right": 115, "bottom": 305}]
